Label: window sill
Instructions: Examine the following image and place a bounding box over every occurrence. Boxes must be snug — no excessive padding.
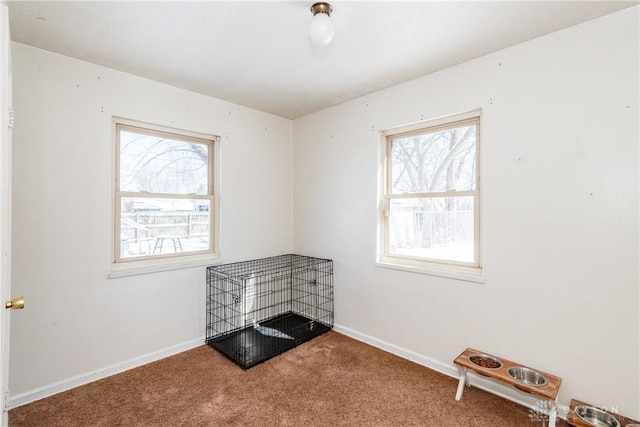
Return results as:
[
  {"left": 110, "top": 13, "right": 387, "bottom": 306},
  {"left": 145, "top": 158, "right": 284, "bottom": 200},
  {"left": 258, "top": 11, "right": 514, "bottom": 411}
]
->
[
  {"left": 375, "top": 260, "right": 484, "bottom": 284},
  {"left": 109, "top": 254, "right": 222, "bottom": 278}
]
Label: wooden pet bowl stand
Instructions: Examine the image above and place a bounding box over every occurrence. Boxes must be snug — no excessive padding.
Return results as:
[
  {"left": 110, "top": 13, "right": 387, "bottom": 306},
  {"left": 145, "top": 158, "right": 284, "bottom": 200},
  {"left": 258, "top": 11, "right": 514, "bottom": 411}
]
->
[{"left": 454, "top": 348, "right": 562, "bottom": 427}]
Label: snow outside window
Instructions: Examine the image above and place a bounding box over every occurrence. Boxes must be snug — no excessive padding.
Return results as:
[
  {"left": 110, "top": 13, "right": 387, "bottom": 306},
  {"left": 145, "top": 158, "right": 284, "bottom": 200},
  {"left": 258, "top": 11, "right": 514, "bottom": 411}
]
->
[
  {"left": 378, "top": 111, "right": 482, "bottom": 278},
  {"left": 113, "top": 118, "right": 218, "bottom": 263}
]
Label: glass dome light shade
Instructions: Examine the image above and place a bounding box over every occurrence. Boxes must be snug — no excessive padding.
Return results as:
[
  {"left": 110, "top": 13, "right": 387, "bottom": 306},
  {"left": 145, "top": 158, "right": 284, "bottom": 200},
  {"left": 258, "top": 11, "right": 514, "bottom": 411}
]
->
[{"left": 309, "top": 12, "right": 335, "bottom": 46}]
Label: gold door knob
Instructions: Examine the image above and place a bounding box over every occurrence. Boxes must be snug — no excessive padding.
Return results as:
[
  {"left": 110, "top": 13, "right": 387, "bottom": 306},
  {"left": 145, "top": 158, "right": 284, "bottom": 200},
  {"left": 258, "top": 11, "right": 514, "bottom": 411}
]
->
[{"left": 5, "top": 297, "right": 24, "bottom": 310}]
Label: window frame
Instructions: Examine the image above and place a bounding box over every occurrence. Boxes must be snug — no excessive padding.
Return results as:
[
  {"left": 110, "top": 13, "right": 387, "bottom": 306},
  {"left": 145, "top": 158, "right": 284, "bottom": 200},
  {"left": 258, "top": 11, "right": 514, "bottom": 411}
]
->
[
  {"left": 112, "top": 117, "right": 220, "bottom": 268},
  {"left": 377, "top": 110, "right": 482, "bottom": 280}
]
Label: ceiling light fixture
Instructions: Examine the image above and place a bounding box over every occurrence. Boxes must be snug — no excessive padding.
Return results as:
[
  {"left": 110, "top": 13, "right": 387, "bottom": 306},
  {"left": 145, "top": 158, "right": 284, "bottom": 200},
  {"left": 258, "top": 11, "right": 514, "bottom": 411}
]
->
[{"left": 309, "top": 2, "right": 335, "bottom": 46}]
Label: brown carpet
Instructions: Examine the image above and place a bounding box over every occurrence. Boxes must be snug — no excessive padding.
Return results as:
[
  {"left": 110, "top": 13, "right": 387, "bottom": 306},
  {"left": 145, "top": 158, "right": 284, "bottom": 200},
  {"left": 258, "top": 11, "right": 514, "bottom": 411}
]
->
[{"left": 9, "top": 331, "right": 568, "bottom": 426}]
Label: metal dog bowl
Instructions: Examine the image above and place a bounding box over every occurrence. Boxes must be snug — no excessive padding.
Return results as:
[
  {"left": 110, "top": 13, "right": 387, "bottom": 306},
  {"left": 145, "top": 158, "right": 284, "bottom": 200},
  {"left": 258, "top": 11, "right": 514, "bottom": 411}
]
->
[
  {"left": 468, "top": 353, "right": 503, "bottom": 370},
  {"left": 574, "top": 406, "right": 620, "bottom": 427},
  {"left": 506, "top": 366, "right": 548, "bottom": 387}
]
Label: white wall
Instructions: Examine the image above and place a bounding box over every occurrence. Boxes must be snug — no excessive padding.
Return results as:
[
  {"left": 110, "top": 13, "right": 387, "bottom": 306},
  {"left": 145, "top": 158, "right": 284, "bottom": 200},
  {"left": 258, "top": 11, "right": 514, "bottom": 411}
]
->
[
  {"left": 293, "top": 7, "right": 639, "bottom": 419},
  {"left": 9, "top": 43, "right": 293, "bottom": 397}
]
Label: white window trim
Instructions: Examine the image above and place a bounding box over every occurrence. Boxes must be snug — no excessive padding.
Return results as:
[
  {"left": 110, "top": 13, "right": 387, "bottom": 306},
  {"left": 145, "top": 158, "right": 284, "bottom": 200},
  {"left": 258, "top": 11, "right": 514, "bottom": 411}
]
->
[
  {"left": 374, "top": 260, "right": 484, "bottom": 283},
  {"left": 109, "top": 253, "right": 222, "bottom": 278},
  {"left": 110, "top": 117, "right": 220, "bottom": 278},
  {"left": 377, "top": 110, "right": 482, "bottom": 282}
]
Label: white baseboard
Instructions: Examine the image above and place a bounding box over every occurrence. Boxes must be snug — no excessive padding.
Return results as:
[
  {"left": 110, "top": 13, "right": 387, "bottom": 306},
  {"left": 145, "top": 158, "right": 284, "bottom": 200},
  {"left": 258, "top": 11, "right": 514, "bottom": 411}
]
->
[
  {"left": 333, "top": 324, "right": 568, "bottom": 421},
  {"left": 9, "top": 337, "right": 205, "bottom": 409}
]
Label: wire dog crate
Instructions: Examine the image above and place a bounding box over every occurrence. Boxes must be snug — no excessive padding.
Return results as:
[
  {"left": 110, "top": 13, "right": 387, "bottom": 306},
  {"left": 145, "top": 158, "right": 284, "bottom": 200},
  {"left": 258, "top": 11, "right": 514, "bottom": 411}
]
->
[{"left": 206, "top": 254, "right": 333, "bottom": 369}]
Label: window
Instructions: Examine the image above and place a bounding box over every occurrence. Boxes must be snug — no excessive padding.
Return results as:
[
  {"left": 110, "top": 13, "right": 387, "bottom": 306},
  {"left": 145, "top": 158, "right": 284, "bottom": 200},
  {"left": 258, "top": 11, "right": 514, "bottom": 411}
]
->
[
  {"left": 114, "top": 118, "right": 218, "bottom": 264},
  {"left": 378, "top": 111, "right": 481, "bottom": 278}
]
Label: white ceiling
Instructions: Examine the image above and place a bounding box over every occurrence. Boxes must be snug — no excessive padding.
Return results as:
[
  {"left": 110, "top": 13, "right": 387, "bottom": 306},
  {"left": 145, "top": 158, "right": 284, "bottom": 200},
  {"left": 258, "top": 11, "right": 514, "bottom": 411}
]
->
[{"left": 7, "top": 1, "right": 638, "bottom": 119}]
